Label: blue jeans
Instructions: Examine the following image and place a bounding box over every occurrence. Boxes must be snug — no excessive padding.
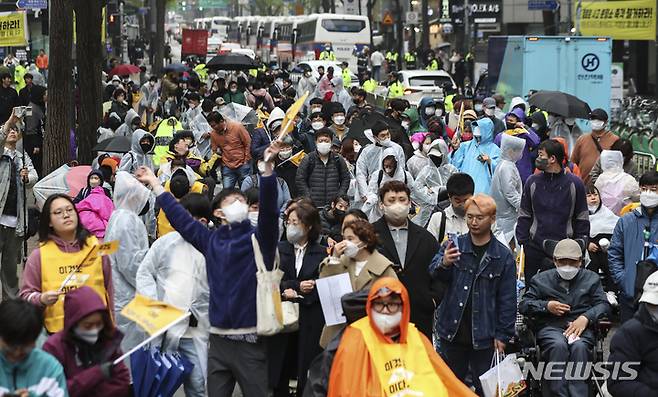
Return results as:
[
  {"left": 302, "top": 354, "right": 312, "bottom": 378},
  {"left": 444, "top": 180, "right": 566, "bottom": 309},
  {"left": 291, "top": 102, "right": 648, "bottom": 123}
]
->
[
  {"left": 222, "top": 163, "right": 251, "bottom": 189},
  {"left": 178, "top": 337, "right": 206, "bottom": 397}
]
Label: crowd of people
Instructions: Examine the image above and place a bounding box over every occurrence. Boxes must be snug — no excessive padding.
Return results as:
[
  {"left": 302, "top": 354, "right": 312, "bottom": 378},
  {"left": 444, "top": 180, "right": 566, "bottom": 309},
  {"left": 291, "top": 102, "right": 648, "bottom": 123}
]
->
[{"left": 1, "top": 47, "right": 657, "bottom": 397}]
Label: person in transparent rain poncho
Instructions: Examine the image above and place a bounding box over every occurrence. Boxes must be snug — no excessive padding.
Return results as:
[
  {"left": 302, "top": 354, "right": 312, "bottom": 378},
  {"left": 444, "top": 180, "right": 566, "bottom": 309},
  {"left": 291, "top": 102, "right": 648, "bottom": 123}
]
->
[
  {"left": 411, "top": 139, "right": 458, "bottom": 227},
  {"left": 136, "top": 193, "right": 211, "bottom": 397},
  {"left": 595, "top": 150, "right": 640, "bottom": 216},
  {"left": 355, "top": 121, "right": 406, "bottom": 209},
  {"left": 490, "top": 134, "right": 525, "bottom": 246},
  {"left": 362, "top": 147, "right": 414, "bottom": 222},
  {"left": 548, "top": 114, "right": 583, "bottom": 157},
  {"left": 104, "top": 171, "right": 151, "bottom": 352}
]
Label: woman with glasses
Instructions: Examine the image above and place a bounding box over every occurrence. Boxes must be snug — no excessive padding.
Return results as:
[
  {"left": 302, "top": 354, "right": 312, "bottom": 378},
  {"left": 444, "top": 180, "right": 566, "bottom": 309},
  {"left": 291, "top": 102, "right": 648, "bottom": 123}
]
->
[
  {"left": 19, "top": 194, "right": 114, "bottom": 334},
  {"left": 318, "top": 218, "right": 397, "bottom": 348},
  {"left": 270, "top": 201, "right": 327, "bottom": 396}
]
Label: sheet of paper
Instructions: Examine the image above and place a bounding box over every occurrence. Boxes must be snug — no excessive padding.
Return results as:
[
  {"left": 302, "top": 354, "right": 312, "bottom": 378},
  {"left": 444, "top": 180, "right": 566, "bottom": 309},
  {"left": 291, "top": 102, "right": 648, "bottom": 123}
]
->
[{"left": 316, "top": 273, "right": 353, "bottom": 326}]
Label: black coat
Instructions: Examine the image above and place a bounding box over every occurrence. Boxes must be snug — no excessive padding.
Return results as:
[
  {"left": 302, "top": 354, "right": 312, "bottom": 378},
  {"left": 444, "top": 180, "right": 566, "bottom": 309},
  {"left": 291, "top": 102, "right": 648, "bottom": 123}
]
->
[
  {"left": 295, "top": 151, "right": 350, "bottom": 208},
  {"left": 608, "top": 304, "right": 658, "bottom": 396},
  {"left": 272, "top": 241, "right": 327, "bottom": 394},
  {"left": 0, "top": 85, "right": 18, "bottom": 124},
  {"left": 372, "top": 217, "right": 441, "bottom": 339}
]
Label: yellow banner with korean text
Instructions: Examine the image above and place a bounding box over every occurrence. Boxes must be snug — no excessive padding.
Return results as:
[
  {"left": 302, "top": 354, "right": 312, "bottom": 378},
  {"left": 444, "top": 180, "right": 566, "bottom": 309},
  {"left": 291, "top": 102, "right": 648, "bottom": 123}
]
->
[
  {"left": 578, "top": 0, "right": 656, "bottom": 40},
  {"left": 0, "top": 11, "right": 28, "bottom": 47}
]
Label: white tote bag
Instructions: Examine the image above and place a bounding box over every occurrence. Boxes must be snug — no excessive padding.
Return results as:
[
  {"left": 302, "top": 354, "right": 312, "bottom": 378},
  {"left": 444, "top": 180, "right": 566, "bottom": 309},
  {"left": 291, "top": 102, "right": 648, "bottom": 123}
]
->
[
  {"left": 252, "top": 234, "right": 285, "bottom": 336},
  {"left": 479, "top": 352, "right": 527, "bottom": 397}
]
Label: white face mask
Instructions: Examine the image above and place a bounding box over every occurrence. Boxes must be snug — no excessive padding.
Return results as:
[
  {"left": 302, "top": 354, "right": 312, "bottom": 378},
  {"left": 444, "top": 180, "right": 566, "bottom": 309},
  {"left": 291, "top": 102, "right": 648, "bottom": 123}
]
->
[
  {"left": 311, "top": 121, "right": 324, "bottom": 131},
  {"left": 74, "top": 326, "right": 103, "bottom": 344},
  {"left": 286, "top": 224, "right": 306, "bottom": 244},
  {"left": 317, "top": 142, "right": 332, "bottom": 155},
  {"left": 353, "top": 143, "right": 361, "bottom": 153},
  {"left": 474, "top": 104, "right": 483, "bottom": 112},
  {"left": 279, "top": 149, "right": 292, "bottom": 159},
  {"left": 333, "top": 115, "right": 345, "bottom": 126},
  {"left": 378, "top": 138, "right": 392, "bottom": 147},
  {"left": 401, "top": 121, "right": 410, "bottom": 130},
  {"left": 556, "top": 265, "right": 580, "bottom": 281},
  {"left": 531, "top": 123, "right": 540, "bottom": 130},
  {"left": 383, "top": 202, "right": 409, "bottom": 223},
  {"left": 344, "top": 240, "right": 363, "bottom": 258},
  {"left": 371, "top": 311, "right": 402, "bottom": 335},
  {"left": 590, "top": 120, "right": 605, "bottom": 131},
  {"left": 222, "top": 200, "right": 249, "bottom": 224},
  {"left": 411, "top": 141, "right": 420, "bottom": 151},
  {"left": 424, "top": 107, "right": 436, "bottom": 116},
  {"left": 640, "top": 191, "right": 658, "bottom": 209},
  {"left": 484, "top": 108, "right": 495, "bottom": 117},
  {"left": 248, "top": 211, "right": 259, "bottom": 227}
]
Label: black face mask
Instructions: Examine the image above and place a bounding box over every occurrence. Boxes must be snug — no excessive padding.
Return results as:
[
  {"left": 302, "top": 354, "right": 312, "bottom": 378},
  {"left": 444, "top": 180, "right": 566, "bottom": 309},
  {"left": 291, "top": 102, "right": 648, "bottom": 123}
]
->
[
  {"left": 333, "top": 209, "right": 346, "bottom": 220},
  {"left": 430, "top": 155, "right": 442, "bottom": 167},
  {"left": 140, "top": 142, "right": 152, "bottom": 154},
  {"left": 506, "top": 122, "right": 516, "bottom": 130}
]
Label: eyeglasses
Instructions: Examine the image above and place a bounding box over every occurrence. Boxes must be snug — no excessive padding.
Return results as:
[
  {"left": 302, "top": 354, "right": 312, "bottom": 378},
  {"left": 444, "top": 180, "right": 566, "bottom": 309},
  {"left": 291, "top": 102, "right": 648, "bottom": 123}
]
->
[
  {"left": 51, "top": 207, "right": 76, "bottom": 218},
  {"left": 466, "top": 214, "right": 488, "bottom": 222},
  {"left": 372, "top": 300, "right": 402, "bottom": 313}
]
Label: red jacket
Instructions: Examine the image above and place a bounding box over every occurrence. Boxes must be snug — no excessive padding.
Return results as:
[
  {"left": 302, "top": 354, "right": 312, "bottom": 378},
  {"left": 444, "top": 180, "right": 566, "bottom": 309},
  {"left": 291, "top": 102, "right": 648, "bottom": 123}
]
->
[{"left": 43, "top": 286, "right": 131, "bottom": 397}]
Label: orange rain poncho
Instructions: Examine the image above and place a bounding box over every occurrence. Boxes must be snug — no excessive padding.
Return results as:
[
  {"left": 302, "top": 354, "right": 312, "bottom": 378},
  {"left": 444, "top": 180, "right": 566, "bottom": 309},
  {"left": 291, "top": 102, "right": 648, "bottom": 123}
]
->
[{"left": 327, "top": 277, "right": 476, "bottom": 397}]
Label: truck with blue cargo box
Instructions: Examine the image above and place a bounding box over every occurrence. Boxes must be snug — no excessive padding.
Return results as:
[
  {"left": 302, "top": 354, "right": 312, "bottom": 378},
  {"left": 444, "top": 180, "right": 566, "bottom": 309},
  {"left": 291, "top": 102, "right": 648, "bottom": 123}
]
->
[{"left": 486, "top": 36, "right": 613, "bottom": 115}]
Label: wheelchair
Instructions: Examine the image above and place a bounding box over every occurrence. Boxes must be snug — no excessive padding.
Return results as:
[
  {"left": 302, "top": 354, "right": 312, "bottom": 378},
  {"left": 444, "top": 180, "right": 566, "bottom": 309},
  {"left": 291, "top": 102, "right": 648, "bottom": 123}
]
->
[{"left": 513, "top": 314, "right": 613, "bottom": 397}]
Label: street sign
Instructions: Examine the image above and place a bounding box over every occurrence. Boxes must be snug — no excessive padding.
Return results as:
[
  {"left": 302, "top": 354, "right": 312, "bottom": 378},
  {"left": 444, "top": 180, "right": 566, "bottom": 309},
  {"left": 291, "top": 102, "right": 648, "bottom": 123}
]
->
[
  {"left": 406, "top": 11, "right": 419, "bottom": 24},
  {"left": 15, "top": 0, "right": 47, "bottom": 9},
  {"left": 382, "top": 11, "right": 394, "bottom": 26},
  {"left": 528, "top": 0, "right": 559, "bottom": 10}
]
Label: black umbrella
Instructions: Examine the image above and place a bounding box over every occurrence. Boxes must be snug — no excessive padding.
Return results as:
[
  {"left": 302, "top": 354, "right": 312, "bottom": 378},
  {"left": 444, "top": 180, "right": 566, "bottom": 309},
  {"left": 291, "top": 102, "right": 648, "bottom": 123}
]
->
[
  {"left": 93, "top": 136, "right": 132, "bottom": 153},
  {"left": 345, "top": 111, "right": 391, "bottom": 146},
  {"left": 206, "top": 53, "right": 258, "bottom": 71},
  {"left": 163, "top": 62, "right": 190, "bottom": 73},
  {"left": 528, "top": 90, "right": 592, "bottom": 119}
]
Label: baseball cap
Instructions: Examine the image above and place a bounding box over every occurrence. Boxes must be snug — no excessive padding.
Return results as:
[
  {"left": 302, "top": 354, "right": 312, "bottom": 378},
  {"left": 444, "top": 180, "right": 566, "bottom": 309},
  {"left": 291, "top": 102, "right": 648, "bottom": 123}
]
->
[
  {"left": 589, "top": 108, "right": 608, "bottom": 121},
  {"left": 483, "top": 97, "right": 496, "bottom": 109},
  {"left": 553, "top": 239, "right": 582, "bottom": 260},
  {"left": 639, "top": 272, "right": 658, "bottom": 305}
]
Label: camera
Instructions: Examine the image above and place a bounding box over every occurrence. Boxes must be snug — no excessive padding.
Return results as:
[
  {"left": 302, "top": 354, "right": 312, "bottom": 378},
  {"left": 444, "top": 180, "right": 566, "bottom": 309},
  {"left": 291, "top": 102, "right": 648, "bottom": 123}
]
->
[{"left": 13, "top": 106, "right": 32, "bottom": 118}]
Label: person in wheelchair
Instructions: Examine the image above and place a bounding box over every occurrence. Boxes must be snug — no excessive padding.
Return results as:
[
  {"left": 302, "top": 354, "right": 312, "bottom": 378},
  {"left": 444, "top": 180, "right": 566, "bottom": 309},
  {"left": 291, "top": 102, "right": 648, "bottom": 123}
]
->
[
  {"left": 519, "top": 238, "right": 610, "bottom": 397},
  {"left": 608, "top": 272, "right": 658, "bottom": 396}
]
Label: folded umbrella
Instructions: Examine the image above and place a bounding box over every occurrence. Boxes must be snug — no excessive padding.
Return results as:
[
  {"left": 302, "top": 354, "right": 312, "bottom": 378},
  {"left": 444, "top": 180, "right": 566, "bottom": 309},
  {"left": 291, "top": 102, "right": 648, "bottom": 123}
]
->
[
  {"left": 157, "top": 352, "right": 193, "bottom": 397},
  {"left": 93, "top": 135, "right": 132, "bottom": 153},
  {"left": 110, "top": 64, "right": 141, "bottom": 76},
  {"left": 206, "top": 53, "right": 258, "bottom": 71},
  {"left": 345, "top": 111, "right": 390, "bottom": 146},
  {"left": 528, "top": 90, "right": 591, "bottom": 119},
  {"left": 218, "top": 102, "right": 259, "bottom": 133}
]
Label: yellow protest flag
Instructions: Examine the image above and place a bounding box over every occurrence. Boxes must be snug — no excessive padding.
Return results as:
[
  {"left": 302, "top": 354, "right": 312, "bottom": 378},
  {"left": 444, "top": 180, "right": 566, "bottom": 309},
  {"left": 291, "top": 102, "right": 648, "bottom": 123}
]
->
[
  {"left": 280, "top": 91, "right": 309, "bottom": 137},
  {"left": 121, "top": 294, "right": 186, "bottom": 335},
  {"left": 289, "top": 150, "right": 306, "bottom": 167}
]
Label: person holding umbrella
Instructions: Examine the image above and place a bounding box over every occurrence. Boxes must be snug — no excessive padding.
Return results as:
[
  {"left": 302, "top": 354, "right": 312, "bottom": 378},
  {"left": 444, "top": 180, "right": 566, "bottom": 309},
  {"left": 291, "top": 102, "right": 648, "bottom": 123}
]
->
[{"left": 43, "top": 286, "right": 131, "bottom": 397}]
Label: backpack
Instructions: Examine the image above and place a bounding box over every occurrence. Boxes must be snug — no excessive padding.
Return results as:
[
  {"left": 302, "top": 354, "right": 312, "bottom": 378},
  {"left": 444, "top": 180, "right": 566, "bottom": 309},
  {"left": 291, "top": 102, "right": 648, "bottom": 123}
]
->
[{"left": 376, "top": 170, "right": 408, "bottom": 187}]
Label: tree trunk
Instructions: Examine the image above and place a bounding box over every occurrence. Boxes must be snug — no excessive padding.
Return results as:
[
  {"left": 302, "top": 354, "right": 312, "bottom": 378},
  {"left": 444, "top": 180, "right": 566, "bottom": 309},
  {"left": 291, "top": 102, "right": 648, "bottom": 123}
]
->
[
  {"left": 44, "top": 0, "right": 73, "bottom": 174},
  {"left": 152, "top": 0, "right": 166, "bottom": 75},
  {"left": 73, "top": 0, "right": 103, "bottom": 165}
]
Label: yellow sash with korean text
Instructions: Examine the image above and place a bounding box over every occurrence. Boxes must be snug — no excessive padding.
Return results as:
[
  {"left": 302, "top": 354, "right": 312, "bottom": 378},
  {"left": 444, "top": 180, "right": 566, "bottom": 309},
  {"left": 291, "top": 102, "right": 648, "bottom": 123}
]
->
[
  {"left": 40, "top": 236, "right": 107, "bottom": 333},
  {"left": 352, "top": 317, "right": 448, "bottom": 397}
]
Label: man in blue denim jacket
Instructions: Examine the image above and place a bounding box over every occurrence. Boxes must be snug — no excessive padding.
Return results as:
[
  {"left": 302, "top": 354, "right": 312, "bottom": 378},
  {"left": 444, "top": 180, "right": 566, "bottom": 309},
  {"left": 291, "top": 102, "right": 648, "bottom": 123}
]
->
[{"left": 430, "top": 193, "right": 517, "bottom": 394}]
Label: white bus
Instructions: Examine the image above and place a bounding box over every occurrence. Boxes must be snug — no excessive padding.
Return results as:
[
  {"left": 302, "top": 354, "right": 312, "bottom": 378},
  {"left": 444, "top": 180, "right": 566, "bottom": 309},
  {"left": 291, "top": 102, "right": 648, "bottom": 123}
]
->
[{"left": 296, "top": 14, "right": 370, "bottom": 71}]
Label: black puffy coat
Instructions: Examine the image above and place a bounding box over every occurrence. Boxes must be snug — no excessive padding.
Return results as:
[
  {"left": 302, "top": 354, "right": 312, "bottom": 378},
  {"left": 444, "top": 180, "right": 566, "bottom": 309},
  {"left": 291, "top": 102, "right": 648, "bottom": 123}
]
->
[
  {"left": 295, "top": 151, "right": 350, "bottom": 208},
  {"left": 608, "top": 303, "right": 658, "bottom": 396}
]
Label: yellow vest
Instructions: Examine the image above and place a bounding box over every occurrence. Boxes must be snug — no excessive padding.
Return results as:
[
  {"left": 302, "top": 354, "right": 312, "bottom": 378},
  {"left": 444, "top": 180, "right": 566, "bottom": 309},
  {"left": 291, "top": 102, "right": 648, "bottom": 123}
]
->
[
  {"left": 342, "top": 69, "right": 352, "bottom": 86},
  {"left": 404, "top": 53, "right": 416, "bottom": 62},
  {"left": 352, "top": 317, "right": 448, "bottom": 397},
  {"left": 157, "top": 180, "right": 207, "bottom": 238},
  {"left": 363, "top": 79, "right": 378, "bottom": 93},
  {"left": 444, "top": 94, "right": 455, "bottom": 112},
  {"left": 41, "top": 236, "right": 108, "bottom": 333},
  {"left": 426, "top": 59, "right": 439, "bottom": 71},
  {"left": 388, "top": 81, "right": 404, "bottom": 98},
  {"left": 320, "top": 51, "right": 336, "bottom": 61}
]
